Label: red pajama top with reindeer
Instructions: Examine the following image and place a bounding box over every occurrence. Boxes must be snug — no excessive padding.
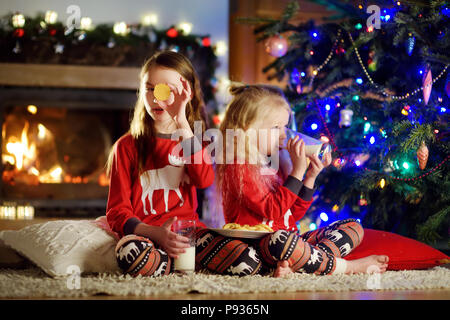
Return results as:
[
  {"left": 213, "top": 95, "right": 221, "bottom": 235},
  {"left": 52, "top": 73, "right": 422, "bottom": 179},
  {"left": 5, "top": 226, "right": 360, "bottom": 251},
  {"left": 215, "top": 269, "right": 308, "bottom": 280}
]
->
[
  {"left": 106, "top": 133, "right": 214, "bottom": 237},
  {"left": 221, "top": 163, "right": 315, "bottom": 232}
]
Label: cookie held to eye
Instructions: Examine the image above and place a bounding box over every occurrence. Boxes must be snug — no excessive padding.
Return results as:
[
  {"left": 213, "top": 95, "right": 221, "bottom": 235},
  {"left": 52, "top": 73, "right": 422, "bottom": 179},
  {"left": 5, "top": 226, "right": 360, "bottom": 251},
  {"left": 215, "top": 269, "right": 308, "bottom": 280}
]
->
[{"left": 154, "top": 83, "right": 171, "bottom": 101}]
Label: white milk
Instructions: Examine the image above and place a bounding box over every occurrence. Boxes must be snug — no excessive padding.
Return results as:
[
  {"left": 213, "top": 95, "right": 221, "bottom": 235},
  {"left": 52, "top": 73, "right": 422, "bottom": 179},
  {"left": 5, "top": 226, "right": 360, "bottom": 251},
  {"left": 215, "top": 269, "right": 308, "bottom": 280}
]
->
[{"left": 174, "top": 246, "right": 195, "bottom": 272}]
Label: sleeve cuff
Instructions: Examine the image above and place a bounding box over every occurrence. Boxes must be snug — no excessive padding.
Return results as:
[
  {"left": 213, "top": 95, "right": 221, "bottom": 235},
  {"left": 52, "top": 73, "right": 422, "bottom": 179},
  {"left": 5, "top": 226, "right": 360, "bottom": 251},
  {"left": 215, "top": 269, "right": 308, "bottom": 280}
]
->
[
  {"left": 123, "top": 217, "right": 142, "bottom": 235},
  {"left": 283, "top": 175, "right": 303, "bottom": 195},
  {"left": 298, "top": 185, "right": 316, "bottom": 202}
]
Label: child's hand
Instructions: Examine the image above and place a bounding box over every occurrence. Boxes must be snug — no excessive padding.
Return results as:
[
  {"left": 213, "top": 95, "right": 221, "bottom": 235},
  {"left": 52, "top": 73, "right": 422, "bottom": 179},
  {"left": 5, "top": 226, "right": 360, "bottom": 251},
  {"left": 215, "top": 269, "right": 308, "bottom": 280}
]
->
[
  {"left": 152, "top": 216, "right": 191, "bottom": 259},
  {"left": 305, "top": 151, "right": 332, "bottom": 180},
  {"left": 156, "top": 76, "right": 192, "bottom": 128},
  {"left": 287, "top": 136, "right": 308, "bottom": 180}
]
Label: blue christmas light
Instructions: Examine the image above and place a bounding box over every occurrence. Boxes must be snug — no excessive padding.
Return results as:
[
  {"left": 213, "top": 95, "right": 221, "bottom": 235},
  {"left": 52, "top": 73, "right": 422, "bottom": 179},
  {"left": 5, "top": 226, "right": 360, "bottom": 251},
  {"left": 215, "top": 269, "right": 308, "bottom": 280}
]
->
[
  {"left": 364, "top": 122, "right": 371, "bottom": 133},
  {"left": 300, "top": 71, "right": 306, "bottom": 77},
  {"left": 356, "top": 78, "right": 363, "bottom": 84},
  {"left": 440, "top": 107, "right": 447, "bottom": 113},
  {"left": 309, "top": 223, "right": 317, "bottom": 231},
  {"left": 369, "top": 135, "right": 376, "bottom": 144},
  {"left": 320, "top": 212, "right": 329, "bottom": 222},
  {"left": 310, "top": 123, "right": 318, "bottom": 130},
  {"left": 325, "top": 104, "right": 331, "bottom": 111},
  {"left": 290, "top": 68, "right": 300, "bottom": 85},
  {"left": 312, "top": 32, "right": 318, "bottom": 38},
  {"left": 419, "top": 69, "right": 424, "bottom": 75},
  {"left": 355, "top": 160, "right": 361, "bottom": 166}
]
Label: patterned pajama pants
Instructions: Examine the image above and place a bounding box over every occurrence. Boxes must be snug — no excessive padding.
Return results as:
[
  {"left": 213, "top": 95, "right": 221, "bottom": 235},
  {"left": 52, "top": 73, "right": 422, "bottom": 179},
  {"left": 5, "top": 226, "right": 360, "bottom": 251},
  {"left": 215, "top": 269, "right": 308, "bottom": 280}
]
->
[
  {"left": 114, "top": 218, "right": 363, "bottom": 277},
  {"left": 196, "top": 218, "right": 364, "bottom": 276},
  {"left": 114, "top": 235, "right": 173, "bottom": 277}
]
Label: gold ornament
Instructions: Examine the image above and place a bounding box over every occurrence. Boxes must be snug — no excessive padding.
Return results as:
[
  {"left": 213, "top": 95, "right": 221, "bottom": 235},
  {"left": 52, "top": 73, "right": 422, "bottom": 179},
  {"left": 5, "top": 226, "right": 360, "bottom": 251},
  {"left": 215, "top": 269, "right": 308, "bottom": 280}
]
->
[{"left": 416, "top": 141, "right": 429, "bottom": 170}]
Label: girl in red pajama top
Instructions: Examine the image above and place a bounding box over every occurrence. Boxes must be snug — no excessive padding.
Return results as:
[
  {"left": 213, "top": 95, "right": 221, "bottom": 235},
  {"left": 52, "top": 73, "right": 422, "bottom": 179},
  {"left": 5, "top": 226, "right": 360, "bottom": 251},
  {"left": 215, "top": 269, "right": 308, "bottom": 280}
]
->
[
  {"left": 205, "top": 83, "right": 389, "bottom": 277},
  {"left": 216, "top": 84, "right": 324, "bottom": 232},
  {"left": 106, "top": 51, "right": 214, "bottom": 277}
]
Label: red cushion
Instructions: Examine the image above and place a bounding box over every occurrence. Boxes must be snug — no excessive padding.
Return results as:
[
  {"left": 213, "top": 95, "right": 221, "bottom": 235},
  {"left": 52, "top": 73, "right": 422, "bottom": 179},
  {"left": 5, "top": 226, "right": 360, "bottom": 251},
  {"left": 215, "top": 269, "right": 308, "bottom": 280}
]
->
[{"left": 344, "top": 229, "right": 450, "bottom": 270}]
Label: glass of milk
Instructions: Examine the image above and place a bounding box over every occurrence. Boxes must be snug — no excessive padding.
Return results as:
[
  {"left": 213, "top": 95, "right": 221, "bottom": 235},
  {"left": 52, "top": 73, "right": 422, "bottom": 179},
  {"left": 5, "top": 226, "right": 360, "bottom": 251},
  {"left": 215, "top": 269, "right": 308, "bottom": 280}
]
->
[
  {"left": 173, "top": 219, "right": 196, "bottom": 274},
  {"left": 283, "top": 128, "right": 331, "bottom": 162}
]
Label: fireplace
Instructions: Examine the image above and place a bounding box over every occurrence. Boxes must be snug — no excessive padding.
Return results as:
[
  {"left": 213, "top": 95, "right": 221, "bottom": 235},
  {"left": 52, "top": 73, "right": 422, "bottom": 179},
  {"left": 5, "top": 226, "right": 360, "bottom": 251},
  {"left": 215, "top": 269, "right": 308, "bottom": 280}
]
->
[{"left": 0, "top": 63, "right": 138, "bottom": 218}]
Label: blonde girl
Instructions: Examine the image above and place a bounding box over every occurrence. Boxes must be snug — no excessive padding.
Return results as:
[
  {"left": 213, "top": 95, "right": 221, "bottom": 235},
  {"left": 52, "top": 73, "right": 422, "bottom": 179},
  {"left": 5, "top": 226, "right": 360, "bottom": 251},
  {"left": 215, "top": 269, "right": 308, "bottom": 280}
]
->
[{"left": 196, "top": 83, "right": 388, "bottom": 277}]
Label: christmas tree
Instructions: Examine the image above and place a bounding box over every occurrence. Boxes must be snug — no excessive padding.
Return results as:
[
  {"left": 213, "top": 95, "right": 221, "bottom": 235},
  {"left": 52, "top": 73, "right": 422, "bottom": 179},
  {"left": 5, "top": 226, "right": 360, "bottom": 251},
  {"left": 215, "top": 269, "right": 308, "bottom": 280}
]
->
[{"left": 237, "top": 0, "right": 449, "bottom": 244}]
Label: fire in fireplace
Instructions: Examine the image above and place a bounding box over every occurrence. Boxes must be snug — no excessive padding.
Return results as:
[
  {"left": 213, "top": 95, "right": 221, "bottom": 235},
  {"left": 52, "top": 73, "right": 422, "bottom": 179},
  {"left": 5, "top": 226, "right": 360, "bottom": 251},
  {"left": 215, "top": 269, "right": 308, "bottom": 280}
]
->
[
  {"left": 2, "top": 105, "right": 113, "bottom": 186},
  {"left": 0, "top": 84, "right": 136, "bottom": 218}
]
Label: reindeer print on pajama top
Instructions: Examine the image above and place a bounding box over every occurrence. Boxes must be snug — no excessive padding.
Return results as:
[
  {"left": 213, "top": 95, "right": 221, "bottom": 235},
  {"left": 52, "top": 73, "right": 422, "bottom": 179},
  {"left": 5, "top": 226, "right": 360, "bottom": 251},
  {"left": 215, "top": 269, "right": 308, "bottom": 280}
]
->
[{"left": 139, "top": 153, "right": 190, "bottom": 215}]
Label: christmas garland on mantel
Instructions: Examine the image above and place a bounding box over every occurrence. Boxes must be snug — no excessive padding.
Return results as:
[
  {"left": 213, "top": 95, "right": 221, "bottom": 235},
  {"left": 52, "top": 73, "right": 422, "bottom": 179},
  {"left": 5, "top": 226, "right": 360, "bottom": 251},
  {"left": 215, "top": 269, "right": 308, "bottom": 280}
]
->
[{"left": 0, "top": 12, "right": 219, "bottom": 101}]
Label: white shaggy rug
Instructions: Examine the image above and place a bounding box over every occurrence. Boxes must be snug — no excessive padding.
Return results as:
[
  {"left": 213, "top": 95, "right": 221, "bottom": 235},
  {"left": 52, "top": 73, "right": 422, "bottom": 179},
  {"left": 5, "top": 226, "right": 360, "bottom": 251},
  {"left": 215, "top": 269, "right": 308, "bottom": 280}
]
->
[{"left": 1, "top": 266, "right": 449, "bottom": 298}]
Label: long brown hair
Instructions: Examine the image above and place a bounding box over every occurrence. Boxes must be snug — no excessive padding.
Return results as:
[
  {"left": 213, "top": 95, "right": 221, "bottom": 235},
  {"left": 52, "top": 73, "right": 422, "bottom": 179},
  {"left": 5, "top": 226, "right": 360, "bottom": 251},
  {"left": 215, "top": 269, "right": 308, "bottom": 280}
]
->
[{"left": 106, "top": 50, "right": 207, "bottom": 176}]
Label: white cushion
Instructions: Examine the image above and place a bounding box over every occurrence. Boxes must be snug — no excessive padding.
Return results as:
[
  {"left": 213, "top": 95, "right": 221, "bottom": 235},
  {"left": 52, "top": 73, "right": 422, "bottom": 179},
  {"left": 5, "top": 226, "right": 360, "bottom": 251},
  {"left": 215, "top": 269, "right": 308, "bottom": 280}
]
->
[{"left": 0, "top": 219, "right": 120, "bottom": 277}]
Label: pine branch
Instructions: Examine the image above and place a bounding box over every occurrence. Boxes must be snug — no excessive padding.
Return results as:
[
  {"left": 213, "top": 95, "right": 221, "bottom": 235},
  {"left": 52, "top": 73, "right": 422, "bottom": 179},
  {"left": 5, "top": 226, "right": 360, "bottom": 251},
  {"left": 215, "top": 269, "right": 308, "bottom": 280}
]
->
[
  {"left": 401, "top": 0, "right": 447, "bottom": 8},
  {"left": 307, "top": 0, "right": 367, "bottom": 19},
  {"left": 416, "top": 206, "right": 450, "bottom": 243},
  {"left": 392, "top": 120, "right": 413, "bottom": 137},
  {"left": 399, "top": 123, "right": 436, "bottom": 152},
  {"left": 234, "top": 17, "right": 279, "bottom": 25},
  {"left": 281, "top": 0, "right": 300, "bottom": 22}
]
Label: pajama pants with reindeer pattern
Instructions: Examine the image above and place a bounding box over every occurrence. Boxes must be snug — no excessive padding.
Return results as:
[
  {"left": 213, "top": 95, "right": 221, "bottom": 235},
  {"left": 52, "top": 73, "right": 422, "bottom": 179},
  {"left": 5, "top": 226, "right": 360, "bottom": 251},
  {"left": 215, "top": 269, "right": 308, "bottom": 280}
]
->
[{"left": 114, "top": 218, "right": 363, "bottom": 277}]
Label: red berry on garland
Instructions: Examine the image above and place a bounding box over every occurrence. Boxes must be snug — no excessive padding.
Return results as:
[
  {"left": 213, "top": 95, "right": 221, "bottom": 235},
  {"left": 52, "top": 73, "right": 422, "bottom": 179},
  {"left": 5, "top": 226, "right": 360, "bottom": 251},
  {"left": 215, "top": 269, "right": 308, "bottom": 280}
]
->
[{"left": 335, "top": 45, "right": 345, "bottom": 55}]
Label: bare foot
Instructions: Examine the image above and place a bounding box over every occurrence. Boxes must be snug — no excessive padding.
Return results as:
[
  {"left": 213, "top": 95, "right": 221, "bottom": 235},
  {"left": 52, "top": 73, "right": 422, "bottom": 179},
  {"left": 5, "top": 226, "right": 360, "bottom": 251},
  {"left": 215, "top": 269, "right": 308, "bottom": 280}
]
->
[
  {"left": 273, "top": 260, "right": 293, "bottom": 278},
  {"left": 345, "top": 255, "right": 389, "bottom": 274}
]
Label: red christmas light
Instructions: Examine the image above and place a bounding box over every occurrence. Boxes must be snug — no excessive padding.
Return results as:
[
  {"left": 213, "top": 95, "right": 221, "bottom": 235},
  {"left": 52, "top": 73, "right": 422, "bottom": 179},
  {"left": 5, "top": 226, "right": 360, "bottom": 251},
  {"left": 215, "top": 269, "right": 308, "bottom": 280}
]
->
[
  {"left": 202, "top": 37, "right": 211, "bottom": 47},
  {"left": 166, "top": 27, "right": 178, "bottom": 38},
  {"left": 212, "top": 115, "right": 221, "bottom": 125},
  {"left": 13, "top": 28, "right": 24, "bottom": 37}
]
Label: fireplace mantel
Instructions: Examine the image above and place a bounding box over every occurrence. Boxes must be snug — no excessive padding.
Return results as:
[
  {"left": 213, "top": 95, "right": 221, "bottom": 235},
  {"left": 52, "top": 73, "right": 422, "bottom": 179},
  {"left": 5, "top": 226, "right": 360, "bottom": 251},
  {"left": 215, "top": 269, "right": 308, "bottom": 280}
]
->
[{"left": 0, "top": 63, "right": 140, "bottom": 90}]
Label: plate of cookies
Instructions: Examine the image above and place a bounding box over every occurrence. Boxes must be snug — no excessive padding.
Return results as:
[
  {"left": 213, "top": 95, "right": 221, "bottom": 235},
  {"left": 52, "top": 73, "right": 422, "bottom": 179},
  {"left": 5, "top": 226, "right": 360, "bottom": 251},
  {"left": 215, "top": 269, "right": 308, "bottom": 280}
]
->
[{"left": 209, "top": 223, "right": 273, "bottom": 239}]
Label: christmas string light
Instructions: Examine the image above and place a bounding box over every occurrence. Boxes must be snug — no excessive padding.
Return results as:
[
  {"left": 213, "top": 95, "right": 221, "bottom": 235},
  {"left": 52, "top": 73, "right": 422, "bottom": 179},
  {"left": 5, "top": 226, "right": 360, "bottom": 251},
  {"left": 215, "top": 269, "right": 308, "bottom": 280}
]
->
[
  {"left": 313, "top": 99, "right": 449, "bottom": 181},
  {"left": 308, "top": 29, "right": 342, "bottom": 87},
  {"left": 347, "top": 30, "right": 449, "bottom": 101},
  {"left": 313, "top": 99, "right": 342, "bottom": 156}
]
